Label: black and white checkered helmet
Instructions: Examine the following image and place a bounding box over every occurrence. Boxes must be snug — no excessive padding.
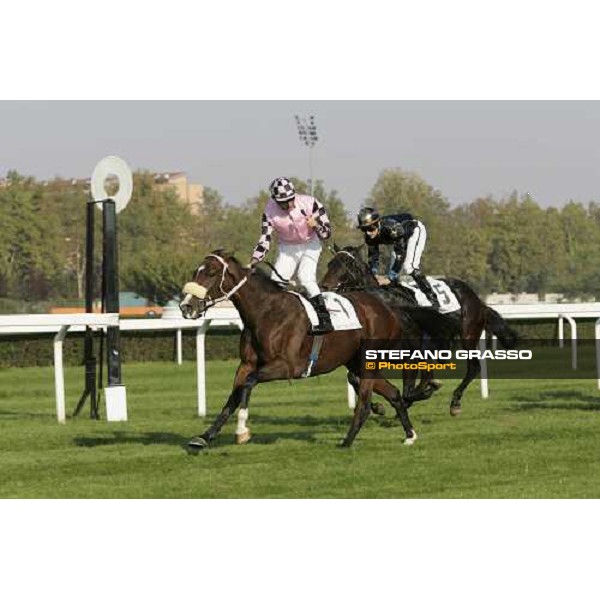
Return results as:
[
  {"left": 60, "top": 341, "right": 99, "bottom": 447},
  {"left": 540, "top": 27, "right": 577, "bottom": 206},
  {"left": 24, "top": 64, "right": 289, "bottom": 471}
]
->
[{"left": 269, "top": 177, "right": 296, "bottom": 204}]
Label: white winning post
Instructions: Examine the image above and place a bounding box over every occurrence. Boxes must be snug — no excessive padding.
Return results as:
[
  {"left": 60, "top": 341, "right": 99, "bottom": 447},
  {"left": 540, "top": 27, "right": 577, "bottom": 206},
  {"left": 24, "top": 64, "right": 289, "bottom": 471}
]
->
[{"left": 90, "top": 156, "right": 134, "bottom": 421}]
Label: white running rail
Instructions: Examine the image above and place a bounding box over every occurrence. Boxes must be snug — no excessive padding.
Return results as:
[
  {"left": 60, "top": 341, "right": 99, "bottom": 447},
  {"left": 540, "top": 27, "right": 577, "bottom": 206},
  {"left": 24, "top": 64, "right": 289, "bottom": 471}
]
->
[{"left": 3, "top": 303, "right": 600, "bottom": 420}]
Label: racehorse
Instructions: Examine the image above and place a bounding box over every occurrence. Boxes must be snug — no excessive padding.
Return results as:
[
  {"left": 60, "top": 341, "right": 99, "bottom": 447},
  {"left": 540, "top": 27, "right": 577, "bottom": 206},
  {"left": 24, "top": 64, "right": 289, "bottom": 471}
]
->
[
  {"left": 179, "top": 250, "right": 449, "bottom": 450},
  {"left": 320, "top": 244, "right": 518, "bottom": 415}
]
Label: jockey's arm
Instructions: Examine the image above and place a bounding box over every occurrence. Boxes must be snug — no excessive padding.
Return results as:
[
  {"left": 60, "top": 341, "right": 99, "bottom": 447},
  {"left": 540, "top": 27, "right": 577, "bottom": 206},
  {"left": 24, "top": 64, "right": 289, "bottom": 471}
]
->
[
  {"left": 308, "top": 198, "right": 332, "bottom": 240},
  {"left": 367, "top": 243, "right": 380, "bottom": 275},
  {"left": 250, "top": 212, "right": 273, "bottom": 264}
]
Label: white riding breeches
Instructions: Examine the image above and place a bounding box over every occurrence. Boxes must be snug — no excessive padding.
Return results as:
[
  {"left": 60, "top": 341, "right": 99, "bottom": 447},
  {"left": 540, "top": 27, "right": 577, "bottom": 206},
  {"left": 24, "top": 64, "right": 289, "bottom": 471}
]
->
[
  {"left": 271, "top": 238, "right": 322, "bottom": 297},
  {"left": 398, "top": 221, "right": 427, "bottom": 274}
]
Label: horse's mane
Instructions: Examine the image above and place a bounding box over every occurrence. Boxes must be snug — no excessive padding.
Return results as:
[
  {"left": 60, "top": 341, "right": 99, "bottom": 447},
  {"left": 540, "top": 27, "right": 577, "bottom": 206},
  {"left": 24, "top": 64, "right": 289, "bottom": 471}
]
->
[{"left": 210, "top": 250, "right": 284, "bottom": 293}]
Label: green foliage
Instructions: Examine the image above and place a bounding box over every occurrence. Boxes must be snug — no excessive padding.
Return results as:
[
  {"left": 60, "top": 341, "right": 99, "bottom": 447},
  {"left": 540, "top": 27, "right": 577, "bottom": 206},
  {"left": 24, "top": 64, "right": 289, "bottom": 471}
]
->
[
  {"left": 2, "top": 167, "right": 600, "bottom": 307},
  {"left": 119, "top": 173, "right": 202, "bottom": 305}
]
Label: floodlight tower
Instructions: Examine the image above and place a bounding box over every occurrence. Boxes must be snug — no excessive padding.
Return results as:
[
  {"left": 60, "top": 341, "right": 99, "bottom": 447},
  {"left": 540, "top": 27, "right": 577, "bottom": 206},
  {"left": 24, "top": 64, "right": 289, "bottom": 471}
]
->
[{"left": 295, "top": 114, "right": 319, "bottom": 197}]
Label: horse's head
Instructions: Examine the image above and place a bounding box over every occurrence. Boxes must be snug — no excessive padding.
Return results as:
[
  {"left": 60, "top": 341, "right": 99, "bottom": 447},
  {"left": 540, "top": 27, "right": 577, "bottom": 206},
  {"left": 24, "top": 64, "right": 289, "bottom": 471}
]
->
[
  {"left": 179, "top": 250, "right": 245, "bottom": 319},
  {"left": 321, "top": 243, "right": 373, "bottom": 291}
]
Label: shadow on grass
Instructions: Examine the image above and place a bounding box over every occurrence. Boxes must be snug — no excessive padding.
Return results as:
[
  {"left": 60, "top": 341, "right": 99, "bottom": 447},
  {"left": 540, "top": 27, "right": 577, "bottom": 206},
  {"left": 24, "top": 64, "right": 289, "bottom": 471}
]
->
[
  {"left": 247, "top": 414, "right": 403, "bottom": 440},
  {"left": 253, "top": 414, "right": 347, "bottom": 428},
  {"left": 242, "top": 431, "right": 318, "bottom": 445},
  {"left": 74, "top": 431, "right": 188, "bottom": 448},
  {"left": 253, "top": 412, "right": 404, "bottom": 428},
  {"left": 0, "top": 409, "right": 55, "bottom": 420},
  {"left": 511, "top": 390, "right": 600, "bottom": 412},
  {"left": 74, "top": 428, "right": 320, "bottom": 450}
]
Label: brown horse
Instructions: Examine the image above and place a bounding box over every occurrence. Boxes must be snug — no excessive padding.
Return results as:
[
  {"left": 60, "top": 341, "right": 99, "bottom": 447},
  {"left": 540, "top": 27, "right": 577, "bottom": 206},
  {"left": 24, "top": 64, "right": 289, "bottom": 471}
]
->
[
  {"left": 178, "top": 250, "right": 440, "bottom": 450},
  {"left": 321, "top": 244, "right": 518, "bottom": 415}
]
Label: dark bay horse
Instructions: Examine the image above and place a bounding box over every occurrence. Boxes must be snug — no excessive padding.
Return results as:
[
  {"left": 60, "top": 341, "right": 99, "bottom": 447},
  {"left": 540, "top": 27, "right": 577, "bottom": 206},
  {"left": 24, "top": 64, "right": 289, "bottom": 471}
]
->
[
  {"left": 321, "top": 244, "right": 518, "bottom": 415},
  {"left": 179, "top": 250, "right": 444, "bottom": 450}
]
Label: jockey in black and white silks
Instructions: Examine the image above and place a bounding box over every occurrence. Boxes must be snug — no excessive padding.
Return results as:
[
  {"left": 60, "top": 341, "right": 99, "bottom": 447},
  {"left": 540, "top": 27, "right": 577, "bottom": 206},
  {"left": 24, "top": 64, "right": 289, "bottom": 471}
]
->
[
  {"left": 249, "top": 177, "right": 334, "bottom": 334},
  {"left": 357, "top": 206, "right": 440, "bottom": 309}
]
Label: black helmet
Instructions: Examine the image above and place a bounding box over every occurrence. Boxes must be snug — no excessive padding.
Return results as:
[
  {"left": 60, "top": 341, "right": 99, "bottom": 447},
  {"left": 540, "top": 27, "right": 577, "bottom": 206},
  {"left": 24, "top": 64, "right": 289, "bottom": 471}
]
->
[{"left": 357, "top": 207, "right": 380, "bottom": 230}]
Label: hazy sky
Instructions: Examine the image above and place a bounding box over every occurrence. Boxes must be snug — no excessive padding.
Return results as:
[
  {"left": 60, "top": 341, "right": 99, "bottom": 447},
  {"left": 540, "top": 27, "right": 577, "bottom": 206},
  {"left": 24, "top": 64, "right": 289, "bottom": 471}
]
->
[{"left": 1, "top": 101, "right": 598, "bottom": 213}]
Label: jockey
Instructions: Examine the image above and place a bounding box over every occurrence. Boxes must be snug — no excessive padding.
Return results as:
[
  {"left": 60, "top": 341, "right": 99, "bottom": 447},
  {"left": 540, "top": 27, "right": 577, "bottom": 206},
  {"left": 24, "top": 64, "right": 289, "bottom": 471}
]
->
[
  {"left": 357, "top": 206, "right": 440, "bottom": 309},
  {"left": 249, "top": 177, "right": 334, "bottom": 334}
]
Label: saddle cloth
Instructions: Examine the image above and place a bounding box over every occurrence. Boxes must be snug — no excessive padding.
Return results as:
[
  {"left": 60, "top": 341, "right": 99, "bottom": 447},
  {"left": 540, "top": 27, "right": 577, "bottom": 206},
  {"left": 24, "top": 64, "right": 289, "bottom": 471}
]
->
[
  {"left": 400, "top": 277, "right": 461, "bottom": 314},
  {"left": 288, "top": 291, "right": 362, "bottom": 331}
]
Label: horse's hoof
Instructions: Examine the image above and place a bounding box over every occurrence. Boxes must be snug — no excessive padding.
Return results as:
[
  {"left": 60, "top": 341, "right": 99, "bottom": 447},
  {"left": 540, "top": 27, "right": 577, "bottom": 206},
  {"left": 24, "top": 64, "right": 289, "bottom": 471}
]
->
[
  {"left": 431, "top": 379, "right": 443, "bottom": 390},
  {"left": 371, "top": 402, "right": 386, "bottom": 416},
  {"left": 187, "top": 436, "right": 209, "bottom": 454},
  {"left": 404, "top": 430, "right": 418, "bottom": 446},
  {"left": 338, "top": 439, "right": 351, "bottom": 448},
  {"left": 235, "top": 430, "right": 251, "bottom": 445},
  {"left": 450, "top": 405, "right": 462, "bottom": 417}
]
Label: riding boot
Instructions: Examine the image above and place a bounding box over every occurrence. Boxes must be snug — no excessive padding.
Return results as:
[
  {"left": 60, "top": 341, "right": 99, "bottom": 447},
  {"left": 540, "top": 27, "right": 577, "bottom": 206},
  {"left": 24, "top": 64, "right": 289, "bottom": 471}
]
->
[
  {"left": 412, "top": 270, "right": 440, "bottom": 309},
  {"left": 309, "top": 294, "right": 334, "bottom": 334}
]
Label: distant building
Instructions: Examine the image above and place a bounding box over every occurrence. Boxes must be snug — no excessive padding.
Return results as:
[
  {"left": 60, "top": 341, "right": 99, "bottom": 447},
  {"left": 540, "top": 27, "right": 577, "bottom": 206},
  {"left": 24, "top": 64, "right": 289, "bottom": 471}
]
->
[
  {"left": 6, "top": 170, "right": 205, "bottom": 213},
  {"left": 153, "top": 172, "right": 204, "bottom": 214}
]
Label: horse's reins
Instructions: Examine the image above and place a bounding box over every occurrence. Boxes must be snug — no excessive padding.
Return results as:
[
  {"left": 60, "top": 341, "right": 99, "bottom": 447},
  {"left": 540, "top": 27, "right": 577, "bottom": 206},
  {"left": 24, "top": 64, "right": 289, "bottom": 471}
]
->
[
  {"left": 327, "top": 247, "right": 367, "bottom": 291},
  {"left": 264, "top": 261, "right": 291, "bottom": 285}
]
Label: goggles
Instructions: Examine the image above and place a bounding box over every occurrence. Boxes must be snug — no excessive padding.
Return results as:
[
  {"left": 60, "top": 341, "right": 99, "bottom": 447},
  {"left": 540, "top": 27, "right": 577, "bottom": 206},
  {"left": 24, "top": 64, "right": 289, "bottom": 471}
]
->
[{"left": 361, "top": 223, "right": 379, "bottom": 232}]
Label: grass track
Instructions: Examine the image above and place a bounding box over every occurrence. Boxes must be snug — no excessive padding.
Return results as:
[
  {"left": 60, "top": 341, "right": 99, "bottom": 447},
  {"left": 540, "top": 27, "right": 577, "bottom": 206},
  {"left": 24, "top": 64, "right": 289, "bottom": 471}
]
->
[{"left": 1, "top": 360, "right": 600, "bottom": 498}]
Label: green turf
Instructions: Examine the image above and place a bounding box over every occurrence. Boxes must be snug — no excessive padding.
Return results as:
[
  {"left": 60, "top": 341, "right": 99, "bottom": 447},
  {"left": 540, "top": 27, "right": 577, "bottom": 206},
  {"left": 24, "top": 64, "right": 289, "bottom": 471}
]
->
[{"left": 1, "top": 360, "right": 600, "bottom": 498}]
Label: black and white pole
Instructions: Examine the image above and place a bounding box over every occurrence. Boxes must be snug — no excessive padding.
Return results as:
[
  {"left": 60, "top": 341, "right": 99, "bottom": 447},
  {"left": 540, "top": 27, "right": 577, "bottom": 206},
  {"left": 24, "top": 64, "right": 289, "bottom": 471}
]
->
[
  {"left": 295, "top": 115, "right": 319, "bottom": 197},
  {"left": 74, "top": 199, "right": 99, "bottom": 419},
  {"left": 90, "top": 156, "right": 133, "bottom": 421}
]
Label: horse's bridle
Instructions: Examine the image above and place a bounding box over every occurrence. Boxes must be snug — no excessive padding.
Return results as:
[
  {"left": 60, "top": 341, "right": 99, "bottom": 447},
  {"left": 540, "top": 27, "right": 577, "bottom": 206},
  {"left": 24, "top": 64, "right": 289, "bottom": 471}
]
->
[{"left": 186, "top": 254, "right": 249, "bottom": 310}]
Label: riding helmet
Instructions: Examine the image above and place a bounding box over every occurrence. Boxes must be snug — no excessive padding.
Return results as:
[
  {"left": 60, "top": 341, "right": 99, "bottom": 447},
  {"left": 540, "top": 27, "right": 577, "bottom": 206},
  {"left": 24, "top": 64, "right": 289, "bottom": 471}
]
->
[
  {"left": 357, "top": 207, "right": 380, "bottom": 230},
  {"left": 270, "top": 177, "right": 296, "bottom": 204}
]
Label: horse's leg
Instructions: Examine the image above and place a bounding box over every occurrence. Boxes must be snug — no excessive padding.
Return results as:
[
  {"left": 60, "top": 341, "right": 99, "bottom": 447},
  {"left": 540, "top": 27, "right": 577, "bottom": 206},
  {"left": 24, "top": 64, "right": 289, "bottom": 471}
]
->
[
  {"left": 235, "top": 405, "right": 251, "bottom": 445},
  {"left": 450, "top": 331, "right": 483, "bottom": 416},
  {"left": 408, "top": 370, "right": 441, "bottom": 403},
  {"left": 235, "top": 356, "right": 276, "bottom": 444},
  {"left": 188, "top": 361, "right": 255, "bottom": 451},
  {"left": 372, "top": 378, "right": 417, "bottom": 445},
  {"left": 189, "top": 358, "right": 295, "bottom": 451},
  {"left": 347, "top": 371, "right": 385, "bottom": 416},
  {"left": 402, "top": 369, "right": 418, "bottom": 407},
  {"left": 340, "top": 378, "right": 375, "bottom": 447}
]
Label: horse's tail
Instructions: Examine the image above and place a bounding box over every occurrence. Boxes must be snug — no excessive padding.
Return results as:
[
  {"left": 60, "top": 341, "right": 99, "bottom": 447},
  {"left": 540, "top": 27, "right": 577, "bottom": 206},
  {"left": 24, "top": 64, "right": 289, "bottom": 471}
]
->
[{"left": 484, "top": 306, "right": 518, "bottom": 349}]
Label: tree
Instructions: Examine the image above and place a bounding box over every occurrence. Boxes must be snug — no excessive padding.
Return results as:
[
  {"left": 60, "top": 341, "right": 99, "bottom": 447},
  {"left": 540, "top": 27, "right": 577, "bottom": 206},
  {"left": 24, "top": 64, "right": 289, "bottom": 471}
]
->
[
  {"left": 119, "top": 173, "right": 202, "bottom": 305},
  {"left": 365, "top": 168, "right": 451, "bottom": 275},
  {"left": 0, "top": 174, "right": 65, "bottom": 301}
]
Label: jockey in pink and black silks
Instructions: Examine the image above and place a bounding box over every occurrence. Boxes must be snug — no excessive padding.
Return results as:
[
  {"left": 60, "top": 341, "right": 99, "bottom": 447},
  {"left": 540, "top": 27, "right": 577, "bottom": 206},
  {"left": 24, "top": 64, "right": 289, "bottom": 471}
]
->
[{"left": 249, "top": 177, "right": 333, "bottom": 334}]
